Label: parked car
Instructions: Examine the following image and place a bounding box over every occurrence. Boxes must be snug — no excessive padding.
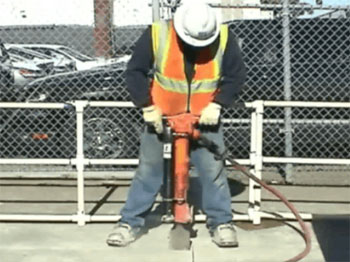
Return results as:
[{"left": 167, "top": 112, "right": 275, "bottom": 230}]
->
[
  {"left": 219, "top": 18, "right": 350, "bottom": 160},
  {"left": 5, "top": 45, "right": 76, "bottom": 74},
  {"left": 0, "top": 65, "right": 142, "bottom": 159},
  {"left": 0, "top": 42, "right": 54, "bottom": 100},
  {"left": 7, "top": 53, "right": 54, "bottom": 89},
  {"left": 0, "top": 42, "right": 14, "bottom": 92},
  {"left": 228, "top": 18, "right": 350, "bottom": 102},
  {"left": 9, "top": 44, "right": 131, "bottom": 71}
]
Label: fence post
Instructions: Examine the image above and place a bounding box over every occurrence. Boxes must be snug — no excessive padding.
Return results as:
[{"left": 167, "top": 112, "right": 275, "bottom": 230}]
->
[
  {"left": 75, "top": 101, "right": 89, "bottom": 226},
  {"left": 248, "top": 104, "right": 257, "bottom": 222},
  {"left": 249, "top": 100, "right": 264, "bottom": 225},
  {"left": 282, "top": 0, "right": 294, "bottom": 183}
]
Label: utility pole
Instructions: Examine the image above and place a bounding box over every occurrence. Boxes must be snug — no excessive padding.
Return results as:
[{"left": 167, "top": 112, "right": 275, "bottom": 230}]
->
[
  {"left": 281, "top": 0, "right": 294, "bottom": 183},
  {"left": 94, "top": 0, "right": 114, "bottom": 58},
  {"left": 152, "top": 0, "right": 161, "bottom": 22}
]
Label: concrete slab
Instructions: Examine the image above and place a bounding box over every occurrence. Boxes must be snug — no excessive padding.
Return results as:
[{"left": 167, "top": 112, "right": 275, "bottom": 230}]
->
[
  {"left": 191, "top": 222, "right": 324, "bottom": 262},
  {"left": 0, "top": 220, "right": 326, "bottom": 262},
  {"left": 1, "top": 178, "right": 349, "bottom": 262},
  {"left": 0, "top": 222, "right": 193, "bottom": 262},
  {"left": 2, "top": 178, "right": 349, "bottom": 215}
]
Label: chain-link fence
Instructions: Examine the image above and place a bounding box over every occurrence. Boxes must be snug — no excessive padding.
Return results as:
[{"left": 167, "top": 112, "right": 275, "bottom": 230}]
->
[{"left": 0, "top": 0, "right": 349, "bottom": 179}]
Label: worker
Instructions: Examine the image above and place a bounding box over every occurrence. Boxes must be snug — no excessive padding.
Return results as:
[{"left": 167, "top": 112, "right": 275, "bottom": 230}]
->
[{"left": 107, "top": 1, "right": 246, "bottom": 247}]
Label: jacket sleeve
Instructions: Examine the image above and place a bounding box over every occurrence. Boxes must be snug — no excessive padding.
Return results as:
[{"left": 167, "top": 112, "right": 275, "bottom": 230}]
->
[
  {"left": 125, "top": 26, "right": 154, "bottom": 108},
  {"left": 213, "top": 31, "right": 246, "bottom": 107}
]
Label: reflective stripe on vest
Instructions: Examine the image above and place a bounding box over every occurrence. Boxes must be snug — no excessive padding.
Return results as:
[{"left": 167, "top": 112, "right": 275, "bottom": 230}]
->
[{"left": 154, "top": 72, "right": 219, "bottom": 94}]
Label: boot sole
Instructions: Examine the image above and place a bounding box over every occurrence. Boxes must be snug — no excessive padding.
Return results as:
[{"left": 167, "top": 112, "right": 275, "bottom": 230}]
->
[
  {"left": 212, "top": 239, "right": 239, "bottom": 248},
  {"left": 106, "top": 237, "right": 135, "bottom": 247}
]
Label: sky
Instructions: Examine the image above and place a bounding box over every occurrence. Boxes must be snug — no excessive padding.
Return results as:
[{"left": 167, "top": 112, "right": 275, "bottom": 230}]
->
[{"left": 0, "top": 0, "right": 349, "bottom": 26}]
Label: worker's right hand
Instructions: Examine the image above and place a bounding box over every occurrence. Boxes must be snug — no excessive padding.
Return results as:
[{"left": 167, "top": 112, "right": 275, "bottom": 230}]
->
[{"left": 142, "top": 105, "right": 163, "bottom": 134}]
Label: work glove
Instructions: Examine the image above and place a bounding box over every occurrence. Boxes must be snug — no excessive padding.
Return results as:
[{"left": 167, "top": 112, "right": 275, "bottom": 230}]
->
[
  {"left": 142, "top": 105, "right": 163, "bottom": 134},
  {"left": 199, "top": 102, "right": 222, "bottom": 125}
]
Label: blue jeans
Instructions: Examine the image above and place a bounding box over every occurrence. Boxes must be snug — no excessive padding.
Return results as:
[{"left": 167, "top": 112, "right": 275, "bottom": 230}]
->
[{"left": 120, "top": 125, "right": 232, "bottom": 230}]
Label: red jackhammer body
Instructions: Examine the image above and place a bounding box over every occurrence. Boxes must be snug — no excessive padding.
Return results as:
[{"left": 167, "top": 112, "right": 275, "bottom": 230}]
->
[
  {"left": 167, "top": 113, "right": 200, "bottom": 223},
  {"left": 162, "top": 113, "right": 200, "bottom": 249}
]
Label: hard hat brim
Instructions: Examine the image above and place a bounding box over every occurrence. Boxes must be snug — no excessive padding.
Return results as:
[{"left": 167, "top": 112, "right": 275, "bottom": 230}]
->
[{"left": 173, "top": 3, "right": 220, "bottom": 47}]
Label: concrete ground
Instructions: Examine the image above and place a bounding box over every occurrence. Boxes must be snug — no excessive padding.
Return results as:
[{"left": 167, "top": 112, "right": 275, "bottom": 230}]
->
[
  {"left": 0, "top": 172, "right": 349, "bottom": 262},
  {"left": 0, "top": 221, "right": 323, "bottom": 262}
]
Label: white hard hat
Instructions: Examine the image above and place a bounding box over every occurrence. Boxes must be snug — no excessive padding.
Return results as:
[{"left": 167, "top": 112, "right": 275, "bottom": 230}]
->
[{"left": 173, "top": 1, "right": 220, "bottom": 47}]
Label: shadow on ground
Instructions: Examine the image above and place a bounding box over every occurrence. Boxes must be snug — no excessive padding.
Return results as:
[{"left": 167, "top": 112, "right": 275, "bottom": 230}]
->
[{"left": 312, "top": 214, "right": 350, "bottom": 262}]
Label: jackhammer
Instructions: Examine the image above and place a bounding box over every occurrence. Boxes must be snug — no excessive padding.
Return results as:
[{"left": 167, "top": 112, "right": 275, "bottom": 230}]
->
[{"left": 161, "top": 113, "right": 311, "bottom": 262}]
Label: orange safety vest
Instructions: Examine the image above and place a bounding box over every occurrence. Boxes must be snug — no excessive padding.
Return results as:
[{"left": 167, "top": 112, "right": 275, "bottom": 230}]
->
[{"left": 150, "top": 20, "right": 229, "bottom": 116}]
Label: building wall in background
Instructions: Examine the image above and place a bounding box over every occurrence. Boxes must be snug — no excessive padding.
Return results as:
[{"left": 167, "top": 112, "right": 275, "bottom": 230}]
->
[{"left": 0, "top": 0, "right": 94, "bottom": 26}]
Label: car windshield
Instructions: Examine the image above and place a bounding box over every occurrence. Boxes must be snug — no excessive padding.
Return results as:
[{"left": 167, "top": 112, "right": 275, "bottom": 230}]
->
[
  {"left": 8, "top": 47, "right": 52, "bottom": 60},
  {"left": 0, "top": 44, "right": 9, "bottom": 62},
  {"left": 58, "top": 47, "right": 94, "bottom": 62}
]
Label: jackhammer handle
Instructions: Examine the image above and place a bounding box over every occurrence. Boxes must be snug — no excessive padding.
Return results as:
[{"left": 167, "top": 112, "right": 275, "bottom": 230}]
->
[{"left": 162, "top": 125, "right": 173, "bottom": 219}]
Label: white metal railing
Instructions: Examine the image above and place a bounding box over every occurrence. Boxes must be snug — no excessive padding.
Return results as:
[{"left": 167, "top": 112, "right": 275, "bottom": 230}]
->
[
  {"left": 0, "top": 100, "right": 349, "bottom": 225},
  {"left": 246, "top": 101, "right": 350, "bottom": 224}
]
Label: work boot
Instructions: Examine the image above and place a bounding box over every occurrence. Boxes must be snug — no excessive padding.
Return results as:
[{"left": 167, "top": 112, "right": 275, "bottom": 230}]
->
[
  {"left": 211, "top": 223, "right": 239, "bottom": 247},
  {"left": 106, "top": 223, "right": 140, "bottom": 247}
]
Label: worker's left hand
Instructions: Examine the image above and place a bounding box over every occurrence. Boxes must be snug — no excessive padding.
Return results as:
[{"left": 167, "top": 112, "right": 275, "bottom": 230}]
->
[{"left": 199, "top": 102, "right": 222, "bottom": 125}]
